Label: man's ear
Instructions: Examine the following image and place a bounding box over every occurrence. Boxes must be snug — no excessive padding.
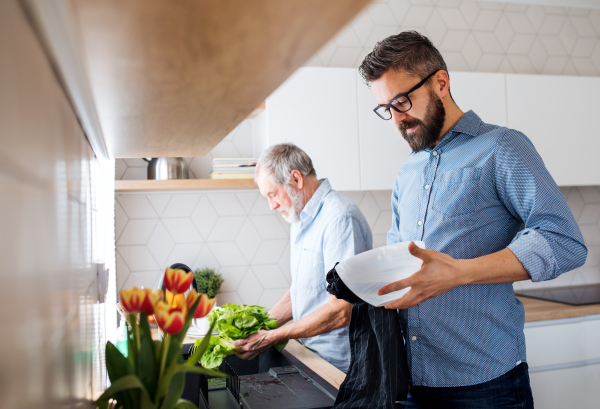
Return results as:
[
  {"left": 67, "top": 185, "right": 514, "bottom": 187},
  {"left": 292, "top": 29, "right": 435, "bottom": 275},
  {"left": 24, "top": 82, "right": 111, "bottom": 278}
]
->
[{"left": 291, "top": 169, "right": 303, "bottom": 189}]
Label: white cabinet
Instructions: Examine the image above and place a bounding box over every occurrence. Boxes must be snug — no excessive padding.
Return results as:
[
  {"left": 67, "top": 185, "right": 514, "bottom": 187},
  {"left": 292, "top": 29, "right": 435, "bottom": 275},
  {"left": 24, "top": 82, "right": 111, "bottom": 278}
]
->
[
  {"left": 450, "top": 72, "right": 507, "bottom": 127},
  {"left": 265, "top": 67, "right": 361, "bottom": 191},
  {"left": 260, "top": 68, "right": 596, "bottom": 190},
  {"left": 356, "top": 71, "right": 507, "bottom": 190},
  {"left": 506, "top": 74, "right": 600, "bottom": 186},
  {"left": 356, "top": 73, "right": 412, "bottom": 191},
  {"left": 524, "top": 315, "right": 600, "bottom": 409}
]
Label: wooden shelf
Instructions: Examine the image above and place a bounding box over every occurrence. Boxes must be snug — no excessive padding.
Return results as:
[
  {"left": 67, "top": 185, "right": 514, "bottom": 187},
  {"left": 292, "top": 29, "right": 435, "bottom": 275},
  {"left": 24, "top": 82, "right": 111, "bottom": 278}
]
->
[{"left": 115, "top": 179, "right": 256, "bottom": 192}]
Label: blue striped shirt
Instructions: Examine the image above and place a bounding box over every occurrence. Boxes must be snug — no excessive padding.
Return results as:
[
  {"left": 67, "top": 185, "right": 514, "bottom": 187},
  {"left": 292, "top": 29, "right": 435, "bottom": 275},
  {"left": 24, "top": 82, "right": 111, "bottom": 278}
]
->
[{"left": 388, "top": 110, "right": 587, "bottom": 387}]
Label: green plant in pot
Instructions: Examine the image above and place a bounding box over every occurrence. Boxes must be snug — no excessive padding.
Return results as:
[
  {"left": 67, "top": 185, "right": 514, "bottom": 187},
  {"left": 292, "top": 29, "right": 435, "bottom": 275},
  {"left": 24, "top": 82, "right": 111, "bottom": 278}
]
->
[{"left": 192, "top": 268, "right": 224, "bottom": 330}]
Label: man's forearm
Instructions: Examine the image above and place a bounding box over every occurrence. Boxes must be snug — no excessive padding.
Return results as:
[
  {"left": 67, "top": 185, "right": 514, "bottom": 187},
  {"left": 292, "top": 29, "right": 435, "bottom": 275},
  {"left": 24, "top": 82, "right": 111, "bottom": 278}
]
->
[
  {"left": 270, "top": 295, "right": 351, "bottom": 344},
  {"left": 268, "top": 289, "right": 293, "bottom": 326},
  {"left": 459, "top": 248, "right": 530, "bottom": 285}
]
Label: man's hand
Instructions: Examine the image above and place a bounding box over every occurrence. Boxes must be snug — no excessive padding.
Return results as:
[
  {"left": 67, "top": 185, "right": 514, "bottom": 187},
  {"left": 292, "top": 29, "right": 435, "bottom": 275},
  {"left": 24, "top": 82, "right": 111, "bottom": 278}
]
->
[
  {"left": 377, "top": 241, "right": 465, "bottom": 309},
  {"left": 233, "top": 329, "right": 278, "bottom": 360}
]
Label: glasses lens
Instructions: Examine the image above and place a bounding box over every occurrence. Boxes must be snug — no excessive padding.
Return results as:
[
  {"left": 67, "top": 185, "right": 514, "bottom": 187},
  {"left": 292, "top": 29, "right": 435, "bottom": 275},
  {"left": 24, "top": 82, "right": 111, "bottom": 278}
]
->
[
  {"left": 374, "top": 106, "right": 392, "bottom": 120},
  {"left": 392, "top": 95, "right": 411, "bottom": 113}
]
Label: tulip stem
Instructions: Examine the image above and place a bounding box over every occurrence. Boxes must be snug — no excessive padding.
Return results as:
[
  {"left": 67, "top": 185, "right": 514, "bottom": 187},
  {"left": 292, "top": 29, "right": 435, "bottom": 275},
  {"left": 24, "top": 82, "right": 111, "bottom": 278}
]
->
[{"left": 158, "top": 334, "right": 170, "bottom": 386}]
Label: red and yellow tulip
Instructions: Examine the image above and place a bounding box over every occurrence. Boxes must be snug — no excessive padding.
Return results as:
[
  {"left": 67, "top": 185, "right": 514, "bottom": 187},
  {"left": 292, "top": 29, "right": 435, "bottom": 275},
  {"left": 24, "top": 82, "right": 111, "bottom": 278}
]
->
[
  {"left": 155, "top": 298, "right": 187, "bottom": 334},
  {"left": 186, "top": 289, "right": 217, "bottom": 319},
  {"left": 164, "top": 267, "right": 194, "bottom": 295},
  {"left": 120, "top": 287, "right": 164, "bottom": 315}
]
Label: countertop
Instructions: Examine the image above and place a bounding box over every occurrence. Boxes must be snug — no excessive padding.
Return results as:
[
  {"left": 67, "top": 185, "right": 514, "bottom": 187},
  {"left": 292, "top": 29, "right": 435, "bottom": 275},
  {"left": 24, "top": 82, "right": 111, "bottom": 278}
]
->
[
  {"left": 518, "top": 295, "right": 600, "bottom": 322},
  {"left": 157, "top": 297, "right": 600, "bottom": 392}
]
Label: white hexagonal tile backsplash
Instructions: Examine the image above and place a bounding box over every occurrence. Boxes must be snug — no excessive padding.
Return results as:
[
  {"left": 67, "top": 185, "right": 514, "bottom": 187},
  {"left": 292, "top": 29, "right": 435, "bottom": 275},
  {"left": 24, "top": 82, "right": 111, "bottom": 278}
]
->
[{"left": 116, "top": 186, "right": 600, "bottom": 307}]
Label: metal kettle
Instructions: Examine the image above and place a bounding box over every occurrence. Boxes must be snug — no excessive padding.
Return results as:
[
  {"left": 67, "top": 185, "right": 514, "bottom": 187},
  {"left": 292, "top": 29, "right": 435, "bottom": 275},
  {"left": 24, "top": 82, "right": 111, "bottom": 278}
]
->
[{"left": 143, "top": 157, "right": 189, "bottom": 180}]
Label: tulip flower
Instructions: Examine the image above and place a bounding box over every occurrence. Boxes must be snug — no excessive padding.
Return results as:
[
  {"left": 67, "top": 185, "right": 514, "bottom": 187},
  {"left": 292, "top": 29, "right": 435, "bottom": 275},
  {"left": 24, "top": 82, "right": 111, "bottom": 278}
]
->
[
  {"left": 164, "top": 267, "right": 194, "bottom": 295},
  {"left": 186, "top": 289, "right": 217, "bottom": 319},
  {"left": 166, "top": 290, "right": 185, "bottom": 306},
  {"left": 120, "top": 287, "right": 164, "bottom": 315},
  {"left": 155, "top": 298, "right": 187, "bottom": 334}
]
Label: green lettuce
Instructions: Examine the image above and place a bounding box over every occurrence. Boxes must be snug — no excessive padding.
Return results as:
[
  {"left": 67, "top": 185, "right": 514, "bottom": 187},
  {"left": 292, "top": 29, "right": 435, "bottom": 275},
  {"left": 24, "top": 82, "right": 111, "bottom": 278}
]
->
[{"left": 195, "top": 303, "right": 288, "bottom": 369}]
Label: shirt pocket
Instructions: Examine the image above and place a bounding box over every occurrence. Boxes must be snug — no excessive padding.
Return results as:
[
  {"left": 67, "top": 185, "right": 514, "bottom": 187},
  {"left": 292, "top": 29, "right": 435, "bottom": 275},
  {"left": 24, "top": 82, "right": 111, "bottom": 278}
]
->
[
  {"left": 296, "top": 248, "right": 325, "bottom": 289},
  {"left": 431, "top": 167, "right": 482, "bottom": 217}
]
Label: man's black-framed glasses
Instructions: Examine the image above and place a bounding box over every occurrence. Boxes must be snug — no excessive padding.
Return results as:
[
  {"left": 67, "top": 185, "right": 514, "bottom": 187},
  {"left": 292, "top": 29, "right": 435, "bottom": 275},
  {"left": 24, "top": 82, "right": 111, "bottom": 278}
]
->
[{"left": 373, "top": 70, "right": 438, "bottom": 120}]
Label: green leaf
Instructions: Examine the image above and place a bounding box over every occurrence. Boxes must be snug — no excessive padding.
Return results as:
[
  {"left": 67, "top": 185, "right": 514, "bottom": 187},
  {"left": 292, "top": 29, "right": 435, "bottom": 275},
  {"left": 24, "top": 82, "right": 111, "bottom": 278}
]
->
[
  {"left": 94, "top": 375, "right": 155, "bottom": 409},
  {"left": 106, "top": 341, "right": 134, "bottom": 381},
  {"left": 105, "top": 341, "right": 137, "bottom": 409},
  {"left": 138, "top": 314, "right": 159, "bottom": 400},
  {"left": 272, "top": 340, "right": 289, "bottom": 353},
  {"left": 160, "top": 370, "right": 185, "bottom": 409},
  {"left": 173, "top": 364, "right": 226, "bottom": 378},
  {"left": 173, "top": 398, "right": 198, "bottom": 409},
  {"left": 185, "top": 321, "right": 215, "bottom": 366}
]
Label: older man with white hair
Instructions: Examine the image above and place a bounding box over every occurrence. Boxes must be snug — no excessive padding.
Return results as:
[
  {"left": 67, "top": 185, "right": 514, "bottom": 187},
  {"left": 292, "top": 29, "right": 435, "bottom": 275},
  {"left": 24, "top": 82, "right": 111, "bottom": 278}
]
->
[{"left": 233, "top": 143, "right": 372, "bottom": 372}]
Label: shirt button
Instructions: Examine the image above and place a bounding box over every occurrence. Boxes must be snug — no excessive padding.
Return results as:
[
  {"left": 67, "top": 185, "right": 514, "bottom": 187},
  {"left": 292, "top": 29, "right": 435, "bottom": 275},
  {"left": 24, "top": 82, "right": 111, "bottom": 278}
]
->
[
  {"left": 418, "top": 221, "right": 423, "bottom": 226},
  {"left": 412, "top": 336, "right": 417, "bottom": 341},
  {"left": 432, "top": 151, "right": 438, "bottom": 156},
  {"left": 425, "top": 185, "right": 430, "bottom": 190}
]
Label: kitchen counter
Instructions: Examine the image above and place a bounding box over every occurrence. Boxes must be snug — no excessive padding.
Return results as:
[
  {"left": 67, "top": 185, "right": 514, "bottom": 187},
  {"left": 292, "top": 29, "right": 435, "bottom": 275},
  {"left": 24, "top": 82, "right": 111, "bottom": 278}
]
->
[
  {"left": 153, "top": 297, "right": 600, "bottom": 393},
  {"left": 518, "top": 296, "right": 600, "bottom": 322}
]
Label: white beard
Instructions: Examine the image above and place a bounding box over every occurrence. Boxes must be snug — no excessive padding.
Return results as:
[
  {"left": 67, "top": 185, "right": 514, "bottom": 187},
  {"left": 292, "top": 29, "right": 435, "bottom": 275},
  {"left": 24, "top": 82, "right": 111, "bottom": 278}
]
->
[{"left": 279, "top": 185, "right": 304, "bottom": 224}]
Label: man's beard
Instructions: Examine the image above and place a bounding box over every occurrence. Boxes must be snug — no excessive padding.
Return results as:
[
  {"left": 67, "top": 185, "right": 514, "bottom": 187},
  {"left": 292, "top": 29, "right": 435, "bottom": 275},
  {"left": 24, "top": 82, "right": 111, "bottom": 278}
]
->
[
  {"left": 279, "top": 184, "right": 304, "bottom": 223},
  {"left": 397, "top": 90, "right": 446, "bottom": 153}
]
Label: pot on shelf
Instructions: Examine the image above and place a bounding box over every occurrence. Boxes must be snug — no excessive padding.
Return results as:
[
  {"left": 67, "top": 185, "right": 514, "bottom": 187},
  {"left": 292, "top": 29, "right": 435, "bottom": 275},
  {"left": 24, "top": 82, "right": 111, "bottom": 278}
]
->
[{"left": 143, "top": 157, "right": 189, "bottom": 180}]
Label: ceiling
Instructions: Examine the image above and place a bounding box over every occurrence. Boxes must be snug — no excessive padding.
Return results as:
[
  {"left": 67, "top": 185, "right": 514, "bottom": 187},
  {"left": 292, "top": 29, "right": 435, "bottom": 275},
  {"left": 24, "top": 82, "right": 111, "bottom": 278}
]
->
[{"left": 68, "top": 0, "right": 371, "bottom": 158}]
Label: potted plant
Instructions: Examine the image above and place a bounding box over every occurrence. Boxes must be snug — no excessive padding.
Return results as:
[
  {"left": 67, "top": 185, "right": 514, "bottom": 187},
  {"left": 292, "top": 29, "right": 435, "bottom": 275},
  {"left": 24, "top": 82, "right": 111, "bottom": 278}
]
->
[
  {"left": 95, "top": 267, "right": 224, "bottom": 409},
  {"left": 191, "top": 268, "right": 224, "bottom": 334}
]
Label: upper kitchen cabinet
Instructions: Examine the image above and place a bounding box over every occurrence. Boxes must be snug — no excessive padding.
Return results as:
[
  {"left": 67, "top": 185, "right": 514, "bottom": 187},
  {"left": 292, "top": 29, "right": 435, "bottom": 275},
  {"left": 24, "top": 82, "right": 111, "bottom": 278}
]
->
[
  {"left": 356, "top": 74, "right": 412, "bottom": 191},
  {"left": 357, "top": 71, "right": 507, "bottom": 191},
  {"left": 264, "top": 67, "right": 361, "bottom": 191},
  {"left": 450, "top": 72, "right": 507, "bottom": 127},
  {"left": 506, "top": 74, "right": 600, "bottom": 186}
]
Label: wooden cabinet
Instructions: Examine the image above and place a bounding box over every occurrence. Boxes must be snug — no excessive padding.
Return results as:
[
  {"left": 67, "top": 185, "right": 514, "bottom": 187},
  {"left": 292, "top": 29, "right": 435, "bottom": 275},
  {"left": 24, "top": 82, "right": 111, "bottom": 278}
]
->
[
  {"left": 506, "top": 74, "right": 600, "bottom": 186},
  {"left": 524, "top": 315, "right": 600, "bottom": 409},
  {"left": 265, "top": 67, "right": 361, "bottom": 191}
]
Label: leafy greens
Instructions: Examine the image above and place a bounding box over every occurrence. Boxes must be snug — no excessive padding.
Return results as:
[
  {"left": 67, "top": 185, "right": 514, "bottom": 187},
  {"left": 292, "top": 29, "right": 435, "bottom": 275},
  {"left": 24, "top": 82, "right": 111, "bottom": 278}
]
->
[{"left": 195, "top": 303, "right": 288, "bottom": 369}]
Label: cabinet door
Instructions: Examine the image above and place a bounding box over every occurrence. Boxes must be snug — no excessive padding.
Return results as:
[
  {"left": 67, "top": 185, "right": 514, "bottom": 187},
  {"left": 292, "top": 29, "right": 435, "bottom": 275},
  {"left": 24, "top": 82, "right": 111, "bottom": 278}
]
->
[
  {"left": 266, "top": 67, "right": 360, "bottom": 191},
  {"left": 356, "top": 72, "right": 412, "bottom": 191},
  {"left": 450, "top": 72, "right": 507, "bottom": 127},
  {"left": 507, "top": 74, "right": 600, "bottom": 186}
]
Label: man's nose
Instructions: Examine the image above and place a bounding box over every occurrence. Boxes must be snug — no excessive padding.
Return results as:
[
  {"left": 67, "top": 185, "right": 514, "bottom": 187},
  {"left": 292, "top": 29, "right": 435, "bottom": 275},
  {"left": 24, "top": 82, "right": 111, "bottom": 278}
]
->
[
  {"left": 391, "top": 109, "right": 408, "bottom": 125},
  {"left": 269, "top": 199, "right": 279, "bottom": 211}
]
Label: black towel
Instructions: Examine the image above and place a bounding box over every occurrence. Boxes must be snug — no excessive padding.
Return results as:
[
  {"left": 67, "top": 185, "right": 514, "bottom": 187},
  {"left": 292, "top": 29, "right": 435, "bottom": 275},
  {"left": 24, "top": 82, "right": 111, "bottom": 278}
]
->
[{"left": 326, "top": 263, "right": 409, "bottom": 409}]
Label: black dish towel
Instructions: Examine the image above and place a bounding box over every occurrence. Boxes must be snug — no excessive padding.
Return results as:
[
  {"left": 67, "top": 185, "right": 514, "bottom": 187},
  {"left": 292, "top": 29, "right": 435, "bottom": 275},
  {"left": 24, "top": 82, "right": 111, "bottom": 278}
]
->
[{"left": 326, "top": 263, "right": 409, "bottom": 409}]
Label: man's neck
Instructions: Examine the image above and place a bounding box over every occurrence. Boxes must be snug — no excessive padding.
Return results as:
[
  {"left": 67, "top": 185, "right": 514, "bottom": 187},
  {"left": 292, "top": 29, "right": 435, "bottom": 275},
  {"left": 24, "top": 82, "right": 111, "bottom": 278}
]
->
[
  {"left": 301, "top": 177, "right": 321, "bottom": 208},
  {"left": 433, "top": 101, "right": 464, "bottom": 148}
]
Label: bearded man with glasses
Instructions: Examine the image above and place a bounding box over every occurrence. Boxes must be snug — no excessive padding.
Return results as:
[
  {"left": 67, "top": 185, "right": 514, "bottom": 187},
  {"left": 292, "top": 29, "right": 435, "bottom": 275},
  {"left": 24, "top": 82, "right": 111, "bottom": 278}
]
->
[{"left": 352, "top": 31, "right": 587, "bottom": 408}]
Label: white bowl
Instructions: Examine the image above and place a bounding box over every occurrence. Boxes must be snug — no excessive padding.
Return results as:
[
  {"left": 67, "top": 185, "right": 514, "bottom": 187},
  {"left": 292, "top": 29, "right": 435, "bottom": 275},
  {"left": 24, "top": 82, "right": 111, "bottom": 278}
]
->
[{"left": 335, "top": 240, "right": 425, "bottom": 307}]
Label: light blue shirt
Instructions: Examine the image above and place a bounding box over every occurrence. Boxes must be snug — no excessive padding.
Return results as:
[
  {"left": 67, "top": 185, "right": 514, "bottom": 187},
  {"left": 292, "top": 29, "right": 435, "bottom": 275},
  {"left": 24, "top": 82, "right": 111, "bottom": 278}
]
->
[
  {"left": 388, "top": 110, "right": 587, "bottom": 387},
  {"left": 290, "top": 178, "right": 373, "bottom": 373}
]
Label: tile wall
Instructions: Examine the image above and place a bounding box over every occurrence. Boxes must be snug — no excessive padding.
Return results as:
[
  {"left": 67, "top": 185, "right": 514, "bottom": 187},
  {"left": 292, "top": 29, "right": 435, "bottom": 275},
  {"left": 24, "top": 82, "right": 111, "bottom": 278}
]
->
[
  {"left": 307, "top": 0, "right": 600, "bottom": 75},
  {"left": 116, "top": 185, "right": 600, "bottom": 306},
  {"left": 116, "top": 0, "right": 600, "bottom": 304}
]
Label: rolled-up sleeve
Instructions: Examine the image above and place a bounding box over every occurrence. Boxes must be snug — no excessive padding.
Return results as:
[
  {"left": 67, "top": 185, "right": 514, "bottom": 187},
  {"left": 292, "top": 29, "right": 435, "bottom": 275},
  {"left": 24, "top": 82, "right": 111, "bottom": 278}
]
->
[
  {"left": 323, "top": 214, "right": 372, "bottom": 277},
  {"left": 495, "top": 130, "right": 587, "bottom": 281}
]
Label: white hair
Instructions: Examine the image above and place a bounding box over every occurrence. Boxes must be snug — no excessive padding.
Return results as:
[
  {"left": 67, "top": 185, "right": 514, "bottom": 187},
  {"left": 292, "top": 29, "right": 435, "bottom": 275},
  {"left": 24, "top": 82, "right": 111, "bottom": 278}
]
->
[{"left": 255, "top": 143, "right": 316, "bottom": 186}]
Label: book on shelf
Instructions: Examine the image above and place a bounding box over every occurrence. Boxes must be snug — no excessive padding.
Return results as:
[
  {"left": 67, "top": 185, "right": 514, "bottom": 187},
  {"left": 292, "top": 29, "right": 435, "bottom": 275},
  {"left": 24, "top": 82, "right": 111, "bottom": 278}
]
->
[
  {"left": 212, "top": 158, "right": 257, "bottom": 167},
  {"left": 210, "top": 166, "right": 256, "bottom": 174},
  {"left": 209, "top": 173, "right": 255, "bottom": 179}
]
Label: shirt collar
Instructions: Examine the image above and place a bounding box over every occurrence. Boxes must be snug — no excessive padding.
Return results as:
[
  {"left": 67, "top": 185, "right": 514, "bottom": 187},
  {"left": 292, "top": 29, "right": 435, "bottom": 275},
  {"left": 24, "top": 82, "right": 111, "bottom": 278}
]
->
[
  {"left": 425, "top": 110, "right": 481, "bottom": 152},
  {"left": 446, "top": 110, "right": 481, "bottom": 138},
  {"left": 300, "top": 178, "right": 331, "bottom": 224}
]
